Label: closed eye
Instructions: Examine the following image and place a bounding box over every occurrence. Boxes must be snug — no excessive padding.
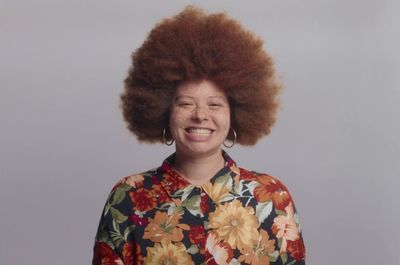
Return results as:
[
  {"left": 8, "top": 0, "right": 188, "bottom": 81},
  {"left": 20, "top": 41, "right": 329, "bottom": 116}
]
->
[
  {"left": 208, "top": 103, "right": 223, "bottom": 109},
  {"left": 177, "top": 102, "right": 194, "bottom": 107}
]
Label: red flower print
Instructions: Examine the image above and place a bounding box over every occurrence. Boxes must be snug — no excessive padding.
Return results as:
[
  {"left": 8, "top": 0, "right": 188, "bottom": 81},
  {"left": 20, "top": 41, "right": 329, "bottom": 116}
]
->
[
  {"left": 189, "top": 225, "right": 206, "bottom": 246},
  {"left": 239, "top": 168, "right": 257, "bottom": 181},
  {"left": 129, "top": 213, "right": 149, "bottom": 227},
  {"left": 287, "top": 238, "right": 306, "bottom": 261},
  {"left": 122, "top": 242, "right": 134, "bottom": 264},
  {"left": 163, "top": 173, "right": 187, "bottom": 192},
  {"left": 151, "top": 175, "right": 161, "bottom": 185},
  {"left": 152, "top": 184, "right": 170, "bottom": 204},
  {"left": 200, "top": 193, "right": 210, "bottom": 213},
  {"left": 134, "top": 241, "right": 144, "bottom": 263},
  {"left": 92, "top": 242, "right": 122, "bottom": 265},
  {"left": 129, "top": 188, "right": 157, "bottom": 212}
]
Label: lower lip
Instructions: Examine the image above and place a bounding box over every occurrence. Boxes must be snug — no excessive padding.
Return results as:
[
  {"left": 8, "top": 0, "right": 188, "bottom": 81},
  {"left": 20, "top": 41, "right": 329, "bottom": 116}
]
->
[{"left": 184, "top": 130, "right": 213, "bottom": 142}]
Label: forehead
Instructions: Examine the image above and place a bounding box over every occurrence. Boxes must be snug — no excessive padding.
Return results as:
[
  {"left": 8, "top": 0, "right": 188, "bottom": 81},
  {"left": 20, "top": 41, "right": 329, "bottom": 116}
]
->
[{"left": 174, "top": 80, "right": 227, "bottom": 99}]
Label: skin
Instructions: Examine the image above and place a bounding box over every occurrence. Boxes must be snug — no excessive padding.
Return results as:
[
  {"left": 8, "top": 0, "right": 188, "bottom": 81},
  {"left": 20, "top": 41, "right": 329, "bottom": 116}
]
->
[{"left": 169, "top": 80, "right": 231, "bottom": 186}]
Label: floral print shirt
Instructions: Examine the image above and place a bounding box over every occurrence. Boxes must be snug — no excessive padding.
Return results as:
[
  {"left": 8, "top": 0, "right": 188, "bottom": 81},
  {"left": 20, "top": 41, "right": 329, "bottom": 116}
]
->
[{"left": 93, "top": 152, "right": 306, "bottom": 265}]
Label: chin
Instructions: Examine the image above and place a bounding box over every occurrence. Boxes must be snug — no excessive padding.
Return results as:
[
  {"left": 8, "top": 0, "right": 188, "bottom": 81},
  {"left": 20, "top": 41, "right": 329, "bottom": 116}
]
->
[{"left": 177, "top": 143, "right": 222, "bottom": 157}]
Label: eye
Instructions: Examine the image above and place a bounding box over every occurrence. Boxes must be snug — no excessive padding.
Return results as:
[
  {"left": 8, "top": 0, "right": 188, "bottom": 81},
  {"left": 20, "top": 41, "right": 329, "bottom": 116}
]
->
[
  {"left": 177, "top": 101, "right": 193, "bottom": 107},
  {"left": 208, "top": 102, "right": 223, "bottom": 109}
]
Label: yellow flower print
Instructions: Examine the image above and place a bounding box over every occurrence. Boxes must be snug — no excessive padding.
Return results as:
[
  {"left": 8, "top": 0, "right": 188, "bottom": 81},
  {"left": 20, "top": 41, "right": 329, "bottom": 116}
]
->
[
  {"left": 209, "top": 200, "right": 260, "bottom": 250},
  {"left": 143, "top": 211, "right": 190, "bottom": 243},
  {"left": 238, "top": 229, "right": 276, "bottom": 265},
  {"left": 144, "top": 241, "right": 194, "bottom": 265},
  {"left": 202, "top": 182, "right": 231, "bottom": 203}
]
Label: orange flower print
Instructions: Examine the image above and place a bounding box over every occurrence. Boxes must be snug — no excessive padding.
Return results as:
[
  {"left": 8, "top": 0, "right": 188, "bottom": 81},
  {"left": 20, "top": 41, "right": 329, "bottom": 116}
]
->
[
  {"left": 92, "top": 242, "right": 124, "bottom": 265},
  {"left": 231, "top": 166, "right": 257, "bottom": 182},
  {"left": 238, "top": 229, "right": 276, "bottom": 265},
  {"left": 124, "top": 174, "right": 144, "bottom": 188},
  {"left": 122, "top": 242, "right": 134, "bottom": 264},
  {"left": 287, "top": 238, "right": 306, "bottom": 261},
  {"left": 205, "top": 231, "right": 233, "bottom": 265},
  {"left": 240, "top": 168, "right": 257, "bottom": 181},
  {"left": 144, "top": 241, "right": 194, "bottom": 265},
  {"left": 129, "top": 188, "right": 157, "bottom": 212},
  {"left": 134, "top": 241, "right": 144, "bottom": 263},
  {"left": 254, "top": 175, "right": 274, "bottom": 202},
  {"left": 209, "top": 200, "right": 260, "bottom": 250},
  {"left": 254, "top": 175, "right": 291, "bottom": 210},
  {"left": 272, "top": 203, "right": 300, "bottom": 253},
  {"left": 230, "top": 164, "right": 240, "bottom": 176},
  {"left": 271, "top": 190, "right": 291, "bottom": 211},
  {"left": 143, "top": 211, "right": 190, "bottom": 243}
]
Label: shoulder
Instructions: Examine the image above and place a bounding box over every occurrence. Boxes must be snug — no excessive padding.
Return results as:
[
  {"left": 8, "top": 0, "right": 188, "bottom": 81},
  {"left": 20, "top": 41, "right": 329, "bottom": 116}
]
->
[
  {"left": 235, "top": 166, "right": 287, "bottom": 187},
  {"left": 103, "top": 167, "right": 161, "bottom": 207},
  {"left": 235, "top": 166, "right": 296, "bottom": 211},
  {"left": 110, "top": 167, "right": 159, "bottom": 192}
]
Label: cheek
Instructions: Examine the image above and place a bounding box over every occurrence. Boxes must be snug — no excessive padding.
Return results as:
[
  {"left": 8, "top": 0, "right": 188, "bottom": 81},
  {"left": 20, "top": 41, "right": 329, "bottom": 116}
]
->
[
  {"left": 168, "top": 110, "right": 187, "bottom": 137},
  {"left": 223, "top": 110, "right": 231, "bottom": 126},
  {"left": 169, "top": 111, "right": 184, "bottom": 126},
  {"left": 218, "top": 112, "right": 231, "bottom": 132}
]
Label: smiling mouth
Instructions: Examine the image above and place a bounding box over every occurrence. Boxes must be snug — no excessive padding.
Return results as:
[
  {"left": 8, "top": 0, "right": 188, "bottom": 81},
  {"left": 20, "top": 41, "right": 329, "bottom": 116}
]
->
[{"left": 185, "top": 127, "right": 214, "bottom": 135}]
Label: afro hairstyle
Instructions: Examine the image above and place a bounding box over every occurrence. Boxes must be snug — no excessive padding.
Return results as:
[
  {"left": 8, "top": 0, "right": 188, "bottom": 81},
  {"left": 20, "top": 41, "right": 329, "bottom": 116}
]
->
[{"left": 121, "top": 6, "right": 281, "bottom": 145}]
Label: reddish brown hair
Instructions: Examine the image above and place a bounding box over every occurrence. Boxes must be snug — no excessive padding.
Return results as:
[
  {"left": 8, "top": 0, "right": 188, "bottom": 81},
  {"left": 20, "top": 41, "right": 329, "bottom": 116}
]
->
[{"left": 121, "top": 6, "right": 281, "bottom": 145}]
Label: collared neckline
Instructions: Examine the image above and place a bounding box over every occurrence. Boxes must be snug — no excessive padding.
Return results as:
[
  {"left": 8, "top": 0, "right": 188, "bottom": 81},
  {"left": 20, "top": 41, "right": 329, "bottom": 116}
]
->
[{"left": 157, "top": 151, "right": 237, "bottom": 206}]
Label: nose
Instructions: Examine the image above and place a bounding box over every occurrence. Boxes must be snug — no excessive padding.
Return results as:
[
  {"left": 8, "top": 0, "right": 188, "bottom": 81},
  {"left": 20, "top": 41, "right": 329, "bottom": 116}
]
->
[{"left": 192, "top": 106, "right": 208, "bottom": 121}]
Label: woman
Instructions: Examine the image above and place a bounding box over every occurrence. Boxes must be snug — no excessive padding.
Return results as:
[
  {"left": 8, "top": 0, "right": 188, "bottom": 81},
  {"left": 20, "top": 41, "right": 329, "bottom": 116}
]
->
[{"left": 93, "top": 6, "right": 306, "bottom": 265}]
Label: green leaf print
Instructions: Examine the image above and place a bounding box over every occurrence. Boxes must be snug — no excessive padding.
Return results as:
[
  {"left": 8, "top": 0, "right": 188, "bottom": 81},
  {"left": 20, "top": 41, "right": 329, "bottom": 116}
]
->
[
  {"left": 111, "top": 188, "right": 126, "bottom": 205},
  {"left": 110, "top": 230, "right": 125, "bottom": 247},
  {"left": 181, "top": 185, "right": 195, "bottom": 201},
  {"left": 110, "top": 207, "right": 128, "bottom": 224},
  {"left": 280, "top": 252, "right": 288, "bottom": 264},
  {"left": 119, "top": 183, "right": 133, "bottom": 192},
  {"left": 123, "top": 225, "right": 136, "bottom": 240},
  {"left": 255, "top": 201, "right": 273, "bottom": 223},
  {"left": 214, "top": 172, "right": 233, "bottom": 187},
  {"left": 183, "top": 195, "right": 201, "bottom": 216},
  {"left": 233, "top": 179, "right": 244, "bottom": 195},
  {"left": 269, "top": 250, "right": 279, "bottom": 262},
  {"left": 187, "top": 244, "right": 199, "bottom": 254}
]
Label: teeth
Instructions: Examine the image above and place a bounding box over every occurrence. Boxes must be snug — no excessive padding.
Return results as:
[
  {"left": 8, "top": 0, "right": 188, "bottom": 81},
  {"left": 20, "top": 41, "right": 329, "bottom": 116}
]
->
[{"left": 187, "top": 128, "right": 212, "bottom": 135}]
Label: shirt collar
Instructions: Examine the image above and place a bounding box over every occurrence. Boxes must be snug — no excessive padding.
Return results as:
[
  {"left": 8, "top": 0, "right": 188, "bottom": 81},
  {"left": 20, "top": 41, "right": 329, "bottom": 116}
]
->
[{"left": 157, "top": 151, "right": 237, "bottom": 205}]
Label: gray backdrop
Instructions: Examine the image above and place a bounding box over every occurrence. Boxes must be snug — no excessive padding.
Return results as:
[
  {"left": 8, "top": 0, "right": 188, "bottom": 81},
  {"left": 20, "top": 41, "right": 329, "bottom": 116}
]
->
[{"left": 1, "top": 0, "right": 399, "bottom": 264}]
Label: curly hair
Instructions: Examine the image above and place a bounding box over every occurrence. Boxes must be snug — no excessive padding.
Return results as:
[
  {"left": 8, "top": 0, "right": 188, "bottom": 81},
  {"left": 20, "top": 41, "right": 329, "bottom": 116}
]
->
[{"left": 121, "top": 6, "right": 281, "bottom": 145}]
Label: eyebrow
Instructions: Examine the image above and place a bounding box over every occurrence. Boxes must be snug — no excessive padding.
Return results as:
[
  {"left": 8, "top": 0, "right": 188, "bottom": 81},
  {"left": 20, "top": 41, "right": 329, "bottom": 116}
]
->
[{"left": 175, "top": 95, "right": 226, "bottom": 100}]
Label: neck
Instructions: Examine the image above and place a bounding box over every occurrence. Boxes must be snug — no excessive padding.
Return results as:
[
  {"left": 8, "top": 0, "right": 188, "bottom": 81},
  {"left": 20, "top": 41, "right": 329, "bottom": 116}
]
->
[{"left": 173, "top": 149, "right": 225, "bottom": 187}]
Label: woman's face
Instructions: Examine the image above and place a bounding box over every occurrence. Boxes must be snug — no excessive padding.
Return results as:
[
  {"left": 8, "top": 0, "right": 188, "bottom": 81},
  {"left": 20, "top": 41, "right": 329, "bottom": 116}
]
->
[{"left": 169, "top": 80, "right": 231, "bottom": 158}]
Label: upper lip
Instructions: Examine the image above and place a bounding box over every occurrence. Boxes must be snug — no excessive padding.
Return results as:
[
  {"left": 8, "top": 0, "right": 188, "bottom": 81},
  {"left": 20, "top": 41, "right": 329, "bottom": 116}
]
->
[{"left": 185, "top": 127, "right": 215, "bottom": 131}]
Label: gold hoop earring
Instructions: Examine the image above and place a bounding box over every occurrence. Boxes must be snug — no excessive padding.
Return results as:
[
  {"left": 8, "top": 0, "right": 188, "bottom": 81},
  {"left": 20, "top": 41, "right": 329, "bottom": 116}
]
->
[
  {"left": 223, "top": 128, "right": 237, "bottom": 148},
  {"left": 163, "top": 128, "right": 174, "bottom": 146}
]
